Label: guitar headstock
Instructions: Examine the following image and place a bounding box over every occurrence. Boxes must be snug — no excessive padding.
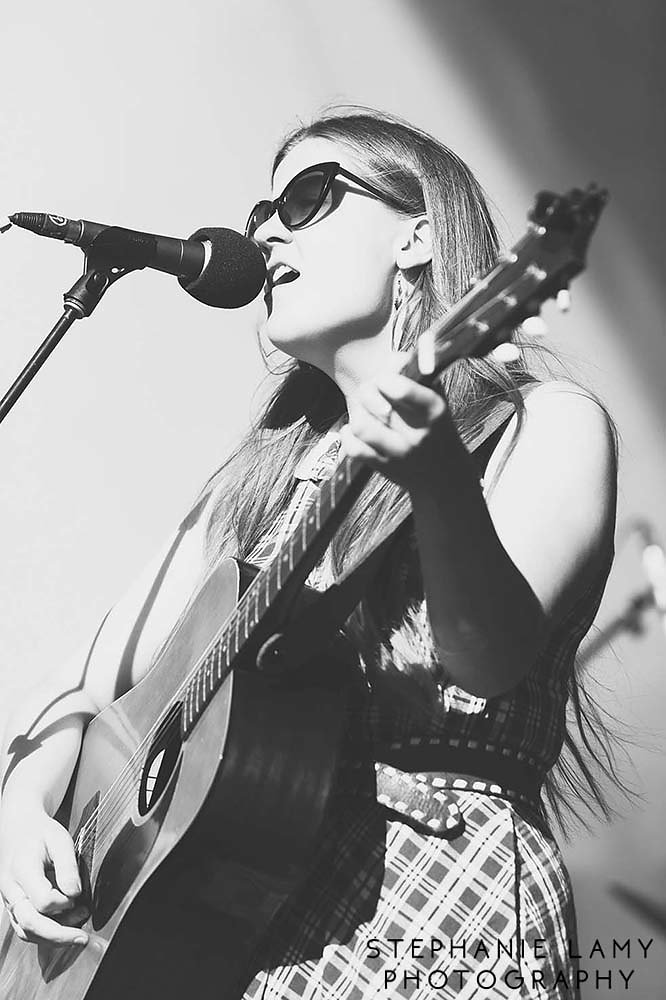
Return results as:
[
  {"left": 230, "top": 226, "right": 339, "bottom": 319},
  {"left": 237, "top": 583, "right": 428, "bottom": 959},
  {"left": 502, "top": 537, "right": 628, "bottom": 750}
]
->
[
  {"left": 526, "top": 184, "right": 608, "bottom": 295},
  {"left": 404, "top": 183, "right": 608, "bottom": 381}
]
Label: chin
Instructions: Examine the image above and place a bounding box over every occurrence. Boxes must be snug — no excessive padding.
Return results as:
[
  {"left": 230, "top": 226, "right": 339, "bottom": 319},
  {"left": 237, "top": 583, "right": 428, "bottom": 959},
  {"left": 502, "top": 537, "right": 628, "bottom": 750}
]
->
[
  {"left": 262, "top": 309, "right": 327, "bottom": 361},
  {"left": 261, "top": 319, "right": 308, "bottom": 361}
]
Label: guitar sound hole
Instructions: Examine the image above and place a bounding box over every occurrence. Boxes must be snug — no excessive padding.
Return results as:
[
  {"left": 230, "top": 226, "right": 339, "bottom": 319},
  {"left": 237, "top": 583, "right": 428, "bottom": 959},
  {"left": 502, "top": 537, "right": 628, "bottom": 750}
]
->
[{"left": 138, "top": 704, "right": 183, "bottom": 816}]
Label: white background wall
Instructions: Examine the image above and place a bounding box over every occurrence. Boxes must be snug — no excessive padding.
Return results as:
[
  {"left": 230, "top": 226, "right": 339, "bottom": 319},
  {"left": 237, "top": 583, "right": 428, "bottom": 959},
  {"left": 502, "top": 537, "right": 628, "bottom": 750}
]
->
[{"left": 1, "top": 2, "right": 664, "bottom": 995}]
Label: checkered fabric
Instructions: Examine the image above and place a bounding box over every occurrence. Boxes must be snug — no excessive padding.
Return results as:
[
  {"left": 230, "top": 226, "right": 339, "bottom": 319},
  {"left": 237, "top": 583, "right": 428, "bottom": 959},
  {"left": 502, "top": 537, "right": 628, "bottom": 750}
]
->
[
  {"left": 236, "top": 432, "right": 607, "bottom": 999},
  {"left": 242, "top": 796, "right": 579, "bottom": 1000}
]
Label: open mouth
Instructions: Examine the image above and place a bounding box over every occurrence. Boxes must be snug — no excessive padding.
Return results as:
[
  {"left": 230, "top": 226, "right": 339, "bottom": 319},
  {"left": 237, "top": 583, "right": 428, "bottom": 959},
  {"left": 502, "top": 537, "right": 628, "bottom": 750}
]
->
[
  {"left": 269, "top": 263, "right": 300, "bottom": 290},
  {"left": 264, "top": 264, "right": 300, "bottom": 314}
]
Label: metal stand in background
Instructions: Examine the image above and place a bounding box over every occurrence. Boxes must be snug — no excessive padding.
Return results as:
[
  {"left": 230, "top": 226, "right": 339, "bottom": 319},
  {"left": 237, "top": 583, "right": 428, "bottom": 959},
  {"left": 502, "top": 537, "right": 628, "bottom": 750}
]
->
[
  {"left": 578, "top": 518, "right": 665, "bottom": 667},
  {"left": 0, "top": 229, "right": 154, "bottom": 425},
  {"left": 584, "top": 518, "right": 666, "bottom": 938},
  {"left": 577, "top": 586, "right": 657, "bottom": 667}
]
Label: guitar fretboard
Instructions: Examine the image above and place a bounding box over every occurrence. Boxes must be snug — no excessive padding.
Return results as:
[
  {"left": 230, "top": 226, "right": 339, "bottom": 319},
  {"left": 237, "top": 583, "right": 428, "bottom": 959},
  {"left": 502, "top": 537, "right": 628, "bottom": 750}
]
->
[{"left": 181, "top": 453, "right": 371, "bottom": 736}]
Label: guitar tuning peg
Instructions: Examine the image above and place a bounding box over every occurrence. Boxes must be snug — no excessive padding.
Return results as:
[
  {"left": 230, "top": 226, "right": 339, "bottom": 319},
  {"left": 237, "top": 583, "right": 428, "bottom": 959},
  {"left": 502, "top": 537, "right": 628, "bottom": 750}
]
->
[
  {"left": 416, "top": 328, "right": 436, "bottom": 375},
  {"left": 491, "top": 342, "right": 521, "bottom": 364},
  {"left": 556, "top": 288, "right": 571, "bottom": 312},
  {"left": 520, "top": 315, "right": 548, "bottom": 338},
  {"left": 469, "top": 271, "right": 488, "bottom": 289}
]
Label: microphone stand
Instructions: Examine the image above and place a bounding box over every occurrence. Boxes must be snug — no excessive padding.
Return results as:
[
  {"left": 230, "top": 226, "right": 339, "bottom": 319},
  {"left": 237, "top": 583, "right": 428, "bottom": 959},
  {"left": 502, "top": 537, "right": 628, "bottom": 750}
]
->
[{"left": 0, "top": 230, "right": 153, "bottom": 425}]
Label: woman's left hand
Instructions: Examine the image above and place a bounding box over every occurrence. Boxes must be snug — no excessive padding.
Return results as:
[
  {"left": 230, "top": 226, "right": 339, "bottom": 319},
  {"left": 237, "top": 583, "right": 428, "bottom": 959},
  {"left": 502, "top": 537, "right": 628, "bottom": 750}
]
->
[{"left": 339, "top": 352, "right": 457, "bottom": 490}]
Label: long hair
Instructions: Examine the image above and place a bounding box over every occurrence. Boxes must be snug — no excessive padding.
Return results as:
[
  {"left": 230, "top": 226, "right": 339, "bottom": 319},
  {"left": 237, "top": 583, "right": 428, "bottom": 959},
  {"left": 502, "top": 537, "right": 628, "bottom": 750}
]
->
[{"left": 199, "top": 106, "right": 623, "bottom": 830}]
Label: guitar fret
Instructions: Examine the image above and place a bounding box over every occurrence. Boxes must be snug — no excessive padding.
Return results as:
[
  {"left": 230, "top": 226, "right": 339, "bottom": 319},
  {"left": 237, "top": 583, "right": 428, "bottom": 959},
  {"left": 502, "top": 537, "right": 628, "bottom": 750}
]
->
[
  {"left": 195, "top": 667, "right": 202, "bottom": 714},
  {"left": 242, "top": 597, "right": 249, "bottom": 642},
  {"left": 202, "top": 657, "right": 209, "bottom": 700}
]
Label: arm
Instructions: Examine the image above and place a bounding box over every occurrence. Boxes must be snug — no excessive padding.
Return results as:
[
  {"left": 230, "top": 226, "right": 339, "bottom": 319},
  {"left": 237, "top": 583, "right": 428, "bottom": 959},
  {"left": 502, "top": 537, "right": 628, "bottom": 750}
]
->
[
  {"left": 409, "top": 381, "right": 616, "bottom": 695},
  {"left": 2, "top": 513, "right": 209, "bottom": 811},
  {"left": 0, "top": 511, "right": 209, "bottom": 944},
  {"left": 340, "top": 372, "right": 617, "bottom": 698}
]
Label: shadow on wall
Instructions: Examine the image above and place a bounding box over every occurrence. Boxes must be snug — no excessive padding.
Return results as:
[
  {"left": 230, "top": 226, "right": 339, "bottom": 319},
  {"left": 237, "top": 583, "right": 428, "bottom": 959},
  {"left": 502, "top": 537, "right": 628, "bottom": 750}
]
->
[{"left": 414, "top": 0, "right": 666, "bottom": 423}]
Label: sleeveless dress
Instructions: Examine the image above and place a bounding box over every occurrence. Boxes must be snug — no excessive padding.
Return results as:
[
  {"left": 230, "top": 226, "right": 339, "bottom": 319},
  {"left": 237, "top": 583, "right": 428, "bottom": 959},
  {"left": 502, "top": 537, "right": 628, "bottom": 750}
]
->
[{"left": 237, "top": 425, "right": 614, "bottom": 1000}]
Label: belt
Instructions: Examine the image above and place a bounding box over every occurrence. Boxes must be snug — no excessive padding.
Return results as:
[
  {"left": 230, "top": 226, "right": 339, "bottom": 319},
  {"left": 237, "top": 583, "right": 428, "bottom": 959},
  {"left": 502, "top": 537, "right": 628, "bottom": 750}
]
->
[{"left": 374, "top": 745, "right": 545, "bottom": 837}]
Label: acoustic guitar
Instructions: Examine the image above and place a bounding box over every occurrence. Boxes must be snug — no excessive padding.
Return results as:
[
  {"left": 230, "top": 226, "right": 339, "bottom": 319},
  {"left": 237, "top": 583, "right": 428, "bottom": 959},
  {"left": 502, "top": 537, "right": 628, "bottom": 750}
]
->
[{"left": 0, "top": 185, "right": 607, "bottom": 998}]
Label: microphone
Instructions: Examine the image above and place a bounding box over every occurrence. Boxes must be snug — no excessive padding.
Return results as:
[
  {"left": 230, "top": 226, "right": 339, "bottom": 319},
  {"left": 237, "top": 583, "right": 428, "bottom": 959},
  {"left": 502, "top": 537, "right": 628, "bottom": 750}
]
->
[{"left": 8, "top": 212, "right": 266, "bottom": 308}]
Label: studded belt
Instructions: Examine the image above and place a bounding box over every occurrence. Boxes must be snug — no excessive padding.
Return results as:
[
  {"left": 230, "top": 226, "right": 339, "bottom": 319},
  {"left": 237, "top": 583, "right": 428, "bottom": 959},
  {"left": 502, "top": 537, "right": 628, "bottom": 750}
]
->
[{"left": 375, "top": 745, "right": 545, "bottom": 837}]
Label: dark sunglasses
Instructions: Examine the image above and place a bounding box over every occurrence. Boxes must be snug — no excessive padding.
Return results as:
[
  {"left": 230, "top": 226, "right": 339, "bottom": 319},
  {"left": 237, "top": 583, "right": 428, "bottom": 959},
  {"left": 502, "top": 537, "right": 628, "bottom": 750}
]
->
[{"left": 244, "top": 161, "right": 406, "bottom": 240}]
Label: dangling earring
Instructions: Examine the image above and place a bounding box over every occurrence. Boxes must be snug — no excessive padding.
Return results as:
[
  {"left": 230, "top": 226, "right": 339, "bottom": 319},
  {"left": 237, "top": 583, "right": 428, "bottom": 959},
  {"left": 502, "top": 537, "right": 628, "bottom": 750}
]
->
[
  {"left": 391, "top": 271, "right": 405, "bottom": 352},
  {"left": 394, "top": 271, "right": 404, "bottom": 312}
]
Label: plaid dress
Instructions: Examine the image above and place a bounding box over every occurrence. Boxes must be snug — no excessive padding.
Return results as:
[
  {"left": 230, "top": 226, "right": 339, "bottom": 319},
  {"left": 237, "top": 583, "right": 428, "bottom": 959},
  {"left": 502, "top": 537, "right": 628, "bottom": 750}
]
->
[{"left": 238, "top": 431, "right": 612, "bottom": 1000}]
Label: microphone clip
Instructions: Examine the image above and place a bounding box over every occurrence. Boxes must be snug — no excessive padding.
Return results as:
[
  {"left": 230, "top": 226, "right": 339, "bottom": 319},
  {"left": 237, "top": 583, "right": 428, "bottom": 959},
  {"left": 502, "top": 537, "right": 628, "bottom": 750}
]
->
[{"left": 64, "top": 230, "right": 150, "bottom": 318}]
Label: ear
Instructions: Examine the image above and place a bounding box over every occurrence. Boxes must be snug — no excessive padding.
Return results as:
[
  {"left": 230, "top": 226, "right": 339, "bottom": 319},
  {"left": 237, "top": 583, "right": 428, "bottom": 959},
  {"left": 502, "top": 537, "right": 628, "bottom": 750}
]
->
[{"left": 394, "top": 214, "right": 432, "bottom": 270}]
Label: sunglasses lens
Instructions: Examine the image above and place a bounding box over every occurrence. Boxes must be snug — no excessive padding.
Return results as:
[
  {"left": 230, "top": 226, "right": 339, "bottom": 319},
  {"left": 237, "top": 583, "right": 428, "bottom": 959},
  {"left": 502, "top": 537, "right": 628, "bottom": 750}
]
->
[
  {"left": 245, "top": 168, "right": 334, "bottom": 239},
  {"left": 282, "top": 169, "right": 331, "bottom": 228}
]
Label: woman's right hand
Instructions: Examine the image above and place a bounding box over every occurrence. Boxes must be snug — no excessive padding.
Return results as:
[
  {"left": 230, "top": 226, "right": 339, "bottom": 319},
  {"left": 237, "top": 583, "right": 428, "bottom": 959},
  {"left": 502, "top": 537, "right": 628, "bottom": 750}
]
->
[{"left": 0, "top": 805, "right": 89, "bottom": 947}]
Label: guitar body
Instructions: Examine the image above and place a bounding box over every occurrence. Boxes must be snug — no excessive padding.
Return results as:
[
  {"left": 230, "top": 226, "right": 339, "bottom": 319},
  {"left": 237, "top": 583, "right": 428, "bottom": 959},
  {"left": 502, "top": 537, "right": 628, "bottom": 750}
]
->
[{"left": 0, "top": 557, "right": 360, "bottom": 1000}]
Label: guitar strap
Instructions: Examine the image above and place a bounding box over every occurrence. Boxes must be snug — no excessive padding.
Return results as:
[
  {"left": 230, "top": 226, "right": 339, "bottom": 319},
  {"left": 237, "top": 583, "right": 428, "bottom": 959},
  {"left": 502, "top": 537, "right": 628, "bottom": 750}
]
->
[{"left": 278, "top": 391, "right": 528, "bottom": 669}]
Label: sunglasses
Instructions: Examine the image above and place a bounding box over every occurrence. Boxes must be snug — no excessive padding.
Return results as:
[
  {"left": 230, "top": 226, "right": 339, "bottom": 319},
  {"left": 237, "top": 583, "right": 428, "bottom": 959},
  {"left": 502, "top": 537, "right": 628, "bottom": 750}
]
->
[{"left": 244, "top": 161, "right": 406, "bottom": 240}]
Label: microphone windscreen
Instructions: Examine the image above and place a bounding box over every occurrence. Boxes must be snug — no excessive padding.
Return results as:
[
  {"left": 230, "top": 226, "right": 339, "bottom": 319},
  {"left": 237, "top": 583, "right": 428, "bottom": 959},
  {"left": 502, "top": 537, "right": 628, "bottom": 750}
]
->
[{"left": 179, "top": 228, "right": 266, "bottom": 308}]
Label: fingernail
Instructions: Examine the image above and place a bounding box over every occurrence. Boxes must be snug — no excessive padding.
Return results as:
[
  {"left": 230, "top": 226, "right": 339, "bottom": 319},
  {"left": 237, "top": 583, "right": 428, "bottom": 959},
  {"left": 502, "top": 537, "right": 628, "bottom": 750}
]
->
[{"left": 74, "top": 935, "right": 88, "bottom": 945}]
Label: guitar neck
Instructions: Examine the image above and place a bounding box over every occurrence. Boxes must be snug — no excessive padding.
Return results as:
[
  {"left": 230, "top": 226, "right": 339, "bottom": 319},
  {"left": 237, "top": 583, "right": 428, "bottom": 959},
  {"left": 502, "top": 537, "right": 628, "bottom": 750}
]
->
[{"left": 180, "top": 451, "right": 373, "bottom": 736}]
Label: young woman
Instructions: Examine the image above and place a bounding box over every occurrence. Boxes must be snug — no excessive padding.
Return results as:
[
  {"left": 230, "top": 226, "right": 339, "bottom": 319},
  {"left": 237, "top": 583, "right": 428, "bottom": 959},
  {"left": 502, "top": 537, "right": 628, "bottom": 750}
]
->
[{"left": 0, "top": 108, "right": 617, "bottom": 999}]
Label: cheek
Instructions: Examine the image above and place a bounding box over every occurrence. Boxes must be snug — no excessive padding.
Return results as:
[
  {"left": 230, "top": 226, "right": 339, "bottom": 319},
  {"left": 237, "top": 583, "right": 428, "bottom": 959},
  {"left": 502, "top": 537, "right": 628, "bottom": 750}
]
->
[
  {"left": 271, "top": 267, "right": 390, "bottom": 335},
  {"left": 265, "top": 215, "right": 395, "bottom": 340},
  {"left": 307, "top": 232, "right": 393, "bottom": 321}
]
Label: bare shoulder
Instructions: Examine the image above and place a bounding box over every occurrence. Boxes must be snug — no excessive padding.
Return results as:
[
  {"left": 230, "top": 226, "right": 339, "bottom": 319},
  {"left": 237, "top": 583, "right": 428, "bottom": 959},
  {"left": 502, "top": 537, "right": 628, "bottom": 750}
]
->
[
  {"left": 523, "top": 378, "right": 615, "bottom": 424},
  {"left": 485, "top": 379, "right": 616, "bottom": 482},
  {"left": 482, "top": 379, "right": 617, "bottom": 623}
]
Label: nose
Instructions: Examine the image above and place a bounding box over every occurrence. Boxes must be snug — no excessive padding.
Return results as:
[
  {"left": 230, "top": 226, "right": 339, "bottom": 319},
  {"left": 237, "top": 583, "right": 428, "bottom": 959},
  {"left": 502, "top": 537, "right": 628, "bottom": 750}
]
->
[{"left": 252, "top": 208, "right": 292, "bottom": 252}]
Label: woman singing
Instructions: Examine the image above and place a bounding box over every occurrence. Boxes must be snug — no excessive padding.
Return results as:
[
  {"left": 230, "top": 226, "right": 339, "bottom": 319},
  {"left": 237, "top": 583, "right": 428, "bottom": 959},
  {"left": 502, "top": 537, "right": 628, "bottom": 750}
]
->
[{"left": 0, "top": 108, "right": 617, "bottom": 999}]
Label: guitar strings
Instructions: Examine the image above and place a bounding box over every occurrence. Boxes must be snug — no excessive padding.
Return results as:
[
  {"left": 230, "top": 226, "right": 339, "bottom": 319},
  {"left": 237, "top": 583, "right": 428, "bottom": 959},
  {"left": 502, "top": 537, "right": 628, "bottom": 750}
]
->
[
  {"left": 72, "top": 477, "right": 339, "bottom": 862},
  {"left": 74, "top": 560, "right": 277, "bottom": 858},
  {"left": 78, "top": 449, "right": 360, "bottom": 859},
  {"left": 72, "top": 253, "right": 540, "bottom": 866}
]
